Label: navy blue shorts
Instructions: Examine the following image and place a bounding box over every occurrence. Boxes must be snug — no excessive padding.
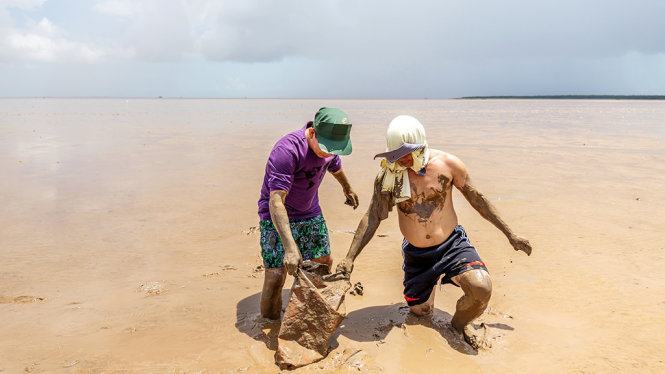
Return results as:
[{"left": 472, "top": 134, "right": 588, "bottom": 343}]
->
[{"left": 402, "top": 225, "right": 488, "bottom": 306}]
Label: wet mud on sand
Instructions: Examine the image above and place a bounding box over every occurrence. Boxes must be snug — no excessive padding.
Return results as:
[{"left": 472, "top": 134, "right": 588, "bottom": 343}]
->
[{"left": 1, "top": 99, "right": 665, "bottom": 372}]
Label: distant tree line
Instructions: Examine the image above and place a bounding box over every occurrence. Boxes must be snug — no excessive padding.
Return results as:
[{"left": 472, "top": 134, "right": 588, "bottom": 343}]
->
[{"left": 459, "top": 95, "right": 665, "bottom": 100}]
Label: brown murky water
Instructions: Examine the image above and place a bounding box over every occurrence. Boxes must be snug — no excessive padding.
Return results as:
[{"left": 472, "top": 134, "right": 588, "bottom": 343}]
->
[{"left": 1, "top": 99, "right": 664, "bottom": 372}]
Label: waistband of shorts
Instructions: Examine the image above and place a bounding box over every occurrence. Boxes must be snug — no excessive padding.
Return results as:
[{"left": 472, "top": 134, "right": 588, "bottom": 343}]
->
[
  {"left": 402, "top": 225, "right": 465, "bottom": 252},
  {"left": 259, "top": 214, "right": 324, "bottom": 225}
]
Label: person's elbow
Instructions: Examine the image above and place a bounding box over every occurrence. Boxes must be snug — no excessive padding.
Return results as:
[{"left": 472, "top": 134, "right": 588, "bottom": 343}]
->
[
  {"left": 367, "top": 207, "right": 387, "bottom": 228},
  {"left": 269, "top": 190, "right": 287, "bottom": 208}
]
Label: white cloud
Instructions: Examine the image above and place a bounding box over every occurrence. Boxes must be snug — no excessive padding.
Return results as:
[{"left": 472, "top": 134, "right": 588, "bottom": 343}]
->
[
  {"left": 0, "top": 2, "right": 113, "bottom": 63},
  {"left": 93, "top": 0, "right": 136, "bottom": 17},
  {"left": 6, "top": 29, "right": 105, "bottom": 63},
  {"left": 83, "top": 0, "right": 665, "bottom": 65},
  {"left": 30, "top": 17, "right": 54, "bottom": 34},
  {"left": 6, "top": 0, "right": 665, "bottom": 65},
  {"left": 0, "top": 0, "right": 46, "bottom": 11},
  {"left": 2, "top": 0, "right": 665, "bottom": 96},
  {"left": 89, "top": 0, "right": 340, "bottom": 63},
  {"left": 94, "top": 0, "right": 192, "bottom": 61},
  {"left": 1, "top": 15, "right": 106, "bottom": 62}
]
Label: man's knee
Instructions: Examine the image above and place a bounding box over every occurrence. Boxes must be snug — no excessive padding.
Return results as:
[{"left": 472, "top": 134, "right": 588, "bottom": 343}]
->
[
  {"left": 461, "top": 270, "right": 492, "bottom": 304},
  {"left": 472, "top": 282, "right": 492, "bottom": 306}
]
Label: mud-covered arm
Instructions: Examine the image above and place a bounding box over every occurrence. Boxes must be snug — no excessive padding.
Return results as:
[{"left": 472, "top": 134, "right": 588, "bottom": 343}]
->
[
  {"left": 269, "top": 190, "right": 302, "bottom": 274},
  {"left": 336, "top": 177, "right": 393, "bottom": 275},
  {"left": 331, "top": 168, "right": 359, "bottom": 209},
  {"left": 449, "top": 157, "right": 532, "bottom": 256}
]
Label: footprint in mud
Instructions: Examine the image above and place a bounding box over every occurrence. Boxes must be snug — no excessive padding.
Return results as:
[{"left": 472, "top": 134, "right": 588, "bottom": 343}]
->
[
  {"left": 334, "top": 229, "right": 357, "bottom": 235},
  {"left": 137, "top": 282, "right": 164, "bottom": 296},
  {"left": 247, "top": 264, "right": 264, "bottom": 278},
  {"left": 205, "top": 264, "right": 239, "bottom": 277},
  {"left": 202, "top": 272, "right": 222, "bottom": 277},
  {"left": 243, "top": 226, "right": 259, "bottom": 235},
  {"left": 401, "top": 311, "right": 496, "bottom": 353},
  {"left": 461, "top": 321, "right": 513, "bottom": 350},
  {"left": 485, "top": 306, "right": 514, "bottom": 320},
  {"left": 236, "top": 312, "right": 280, "bottom": 350},
  {"left": 0, "top": 295, "right": 45, "bottom": 304},
  {"left": 350, "top": 282, "right": 364, "bottom": 296},
  {"left": 462, "top": 308, "right": 516, "bottom": 350},
  {"left": 323, "top": 347, "right": 385, "bottom": 371},
  {"left": 329, "top": 348, "right": 366, "bottom": 370}
]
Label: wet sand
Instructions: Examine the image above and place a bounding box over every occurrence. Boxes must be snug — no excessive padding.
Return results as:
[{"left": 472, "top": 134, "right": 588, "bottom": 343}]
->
[{"left": 1, "top": 99, "right": 664, "bottom": 373}]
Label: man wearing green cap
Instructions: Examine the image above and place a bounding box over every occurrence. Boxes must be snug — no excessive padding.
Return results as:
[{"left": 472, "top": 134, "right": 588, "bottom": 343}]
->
[{"left": 257, "top": 107, "right": 358, "bottom": 320}]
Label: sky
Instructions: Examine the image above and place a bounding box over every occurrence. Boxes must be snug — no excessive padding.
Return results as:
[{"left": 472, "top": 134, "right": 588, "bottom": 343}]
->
[{"left": 1, "top": 0, "right": 664, "bottom": 98}]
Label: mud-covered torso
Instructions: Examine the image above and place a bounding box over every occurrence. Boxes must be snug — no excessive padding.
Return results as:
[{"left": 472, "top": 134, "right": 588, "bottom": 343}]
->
[{"left": 396, "top": 153, "right": 459, "bottom": 248}]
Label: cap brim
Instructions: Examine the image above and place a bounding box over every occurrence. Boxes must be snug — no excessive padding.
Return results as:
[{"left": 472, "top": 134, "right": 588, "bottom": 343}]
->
[
  {"left": 318, "top": 137, "right": 352, "bottom": 156},
  {"left": 373, "top": 143, "right": 424, "bottom": 163}
]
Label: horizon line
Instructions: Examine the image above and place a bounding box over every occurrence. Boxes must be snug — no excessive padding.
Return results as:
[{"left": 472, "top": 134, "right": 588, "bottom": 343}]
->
[{"left": 1, "top": 94, "right": 664, "bottom": 100}]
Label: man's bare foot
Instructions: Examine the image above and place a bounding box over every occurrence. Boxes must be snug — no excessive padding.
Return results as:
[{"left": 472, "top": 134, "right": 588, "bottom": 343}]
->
[
  {"left": 409, "top": 302, "right": 434, "bottom": 317},
  {"left": 462, "top": 323, "right": 491, "bottom": 350}
]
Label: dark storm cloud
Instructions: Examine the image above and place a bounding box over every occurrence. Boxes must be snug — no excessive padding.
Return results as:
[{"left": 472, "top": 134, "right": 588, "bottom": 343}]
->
[{"left": 1, "top": 0, "right": 664, "bottom": 96}]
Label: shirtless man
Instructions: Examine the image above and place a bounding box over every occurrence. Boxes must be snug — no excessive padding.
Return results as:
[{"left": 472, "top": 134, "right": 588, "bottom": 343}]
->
[{"left": 336, "top": 115, "right": 532, "bottom": 348}]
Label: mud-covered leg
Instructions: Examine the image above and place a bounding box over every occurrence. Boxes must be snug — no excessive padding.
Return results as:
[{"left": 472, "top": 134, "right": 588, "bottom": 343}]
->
[
  {"left": 450, "top": 269, "right": 492, "bottom": 349},
  {"left": 260, "top": 268, "right": 287, "bottom": 320},
  {"left": 409, "top": 285, "right": 437, "bottom": 316}
]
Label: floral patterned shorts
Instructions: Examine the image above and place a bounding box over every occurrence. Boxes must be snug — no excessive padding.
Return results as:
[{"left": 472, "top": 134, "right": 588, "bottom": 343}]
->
[{"left": 259, "top": 214, "right": 331, "bottom": 268}]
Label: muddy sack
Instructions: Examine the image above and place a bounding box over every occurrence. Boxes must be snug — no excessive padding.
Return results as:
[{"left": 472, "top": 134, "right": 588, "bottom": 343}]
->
[{"left": 275, "top": 264, "right": 351, "bottom": 370}]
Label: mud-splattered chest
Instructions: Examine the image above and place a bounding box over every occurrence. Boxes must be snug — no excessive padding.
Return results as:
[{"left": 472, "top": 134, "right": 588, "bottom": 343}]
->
[{"left": 397, "top": 174, "right": 452, "bottom": 223}]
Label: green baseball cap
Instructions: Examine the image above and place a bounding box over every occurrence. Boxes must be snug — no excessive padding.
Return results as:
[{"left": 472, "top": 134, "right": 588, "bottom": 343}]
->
[{"left": 313, "top": 107, "right": 353, "bottom": 156}]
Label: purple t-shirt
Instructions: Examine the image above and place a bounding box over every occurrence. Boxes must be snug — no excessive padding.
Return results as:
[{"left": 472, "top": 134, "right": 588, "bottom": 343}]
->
[{"left": 258, "top": 123, "right": 342, "bottom": 221}]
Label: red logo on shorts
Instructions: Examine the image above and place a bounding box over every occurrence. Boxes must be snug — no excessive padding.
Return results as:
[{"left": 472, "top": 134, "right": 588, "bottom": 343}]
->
[{"left": 404, "top": 295, "right": 419, "bottom": 302}]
